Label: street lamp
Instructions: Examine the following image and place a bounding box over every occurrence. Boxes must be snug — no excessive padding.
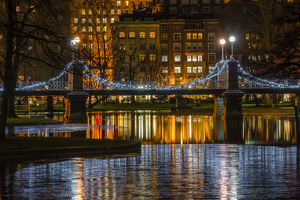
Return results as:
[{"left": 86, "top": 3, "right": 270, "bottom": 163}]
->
[
  {"left": 220, "top": 39, "right": 226, "bottom": 60},
  {"left": 229, "top": 36, "right": 235, "bottom": 60},
  {"left": 71, "top": 37, "right": 80, "bottom": 60}
]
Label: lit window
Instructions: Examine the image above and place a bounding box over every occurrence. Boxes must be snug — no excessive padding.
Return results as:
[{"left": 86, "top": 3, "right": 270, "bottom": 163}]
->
[
  {"left": 90, "top": 44, "right": 93, "bottom": 49},
  {"left": 89, "top": 35, "right": 93, "bottom": 41},
  {"left": 149, "top": 32, "right": 156, "bottom": 39},
  {"left": 162, "top": 66, "right": 168, "bottom": 73},
  {"left": 198, "top": 55, "right": 202, "bottom": 61},
  {"left": 187, "top": 56, "right": 191, "bottom": 62},
  {"left": 96, "top": 18, "right": 100, "bottom": 23},
  {"left": 117, "top": 1, "right": 121, "bottom": 6},
  {"left": 82, "top": 19, "right": 86, "bottom": 23},
  {"left": 89, "top": 27, "right": 92, "bottom": 32},
  {"left": 103, "top": 27, "right": 107, "bottom": 32},
  {"left": 103, "top": 18, "right": 107, "bottom": 23},
  {"left": 119, "top": 44, "right": 125, "bottom": 50},
  {"left": 192, "top": 55, "right": 197, "bottom": 62},
  {"left": 174, "top": 33, "right": 181, "bottom": 40},
  {"left": 140, "top": 54, "right": 146, "bottom": 61},
  {"left": 104, "top": 35, "right": 107, "bottom": 40},
  {"left": 89, "top": 18, "right": 92, "bottom": 23},
  {"left": 198, "top": 66, "right": 202, "bottom": 73},
  {"left": 175, "top": 66, "right": 181, "bottom": 73},
  {"left": 97, "top": 27, "right": 100, "bottom": 32},
  {"left": 162, "top": 55, "right": 168, "bottom": 62},
  {"left": 97, "top": 9, "right": 100, "bottom": 14},
  {"left": 103, "top": 10, "right": 107, "bottom": 15},
  {"left": 139, "top": 32, "right": 146, "bottom": 38},
  {"left": 82, "top": 9, "right": 86, "bottom": 15},
  {"left": 129, "top": 32, "right": 136, "bottom": 38},
  {"left": 162, "top": 44, "right": 168, "bottom": 50},
  {"left": 89, "top": 9, "right": 92, "bottom": 15},
  {"left": 193, "top": 67, "right": 197, "bottom": 73},
  {"left": 16, "top": 6, "right": 20, "bottom": 12},
  {"left": 192, "top": 33, "right": 197, "bottom": 39},
  {"left": 174, "top": 54, "right": 181, "bottom": 62},
  {"left": 174, "top": 43, "right": 181, "bottom": 50},
  {"left": 117, "top": 10, "right": 121, "bottom": 15},
  {"left": 83, "top": 44, "right": 87, "bottom": 49},
  {"left": 187, "top": 66, "right": 192, "bottom": 73},
  {"left": 111, "top": 10, "right": 115, "bottom": 15},
  {"left": 74, "top": 18, "right": 78, "bottom": 23},
  {"left": 198, "top": 33, "right": 202, "bottom": 40},
  {"left": 245, "top": 34, "right": 250, "bottom": 40},
  {"left": 74, "top": 27, "right": 78, "bottom": 32},
  {"left": 119, "top": 32, "right": 126, "bottom": 38},
  {"left": 111, "top": 18, "right": 115, "bottom": 23},
  {"left": 125, "top": 1, "right": 129, "bottom": 6},
  {"left": 82, "top": 27, "right": 86, "bottom": 32},
  {"left": 150, "top": 54, "right": 156, "bottom": 61},
  {"left": 187, "top": 33, "right": 191, "bottom": 40},
  {"left": 209, "top": 65, "right": 214, "bottom": 72}
]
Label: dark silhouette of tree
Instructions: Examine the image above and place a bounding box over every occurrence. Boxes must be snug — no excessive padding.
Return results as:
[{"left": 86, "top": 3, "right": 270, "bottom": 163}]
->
[{"left": 0, "top": 0, "right": 72, "bottom": 140}]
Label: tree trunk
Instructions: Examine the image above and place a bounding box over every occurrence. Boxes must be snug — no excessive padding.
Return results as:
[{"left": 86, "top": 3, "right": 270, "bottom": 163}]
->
[{"left": 0, "top": 0, "right": 14, "bottom": 140}]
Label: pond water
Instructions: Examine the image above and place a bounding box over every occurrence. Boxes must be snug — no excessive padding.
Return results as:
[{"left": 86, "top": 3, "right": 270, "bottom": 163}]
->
[
  {"left": 2, "top": 111, "right": 300, "bottom": 199},
  {"left": 8, "top": 111, "right": 298, "bottom": 145}
]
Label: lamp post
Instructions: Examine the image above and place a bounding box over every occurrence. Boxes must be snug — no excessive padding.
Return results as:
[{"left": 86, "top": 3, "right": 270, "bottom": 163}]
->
[
  {"left": 220, "top": 39, "right": 226, "bottom": 60},
  {"left": 229, "top": 36, "right": 235, "bottom": 60},
  {"left": 71, "top": 37, "right": 80, "bottom": 60}
]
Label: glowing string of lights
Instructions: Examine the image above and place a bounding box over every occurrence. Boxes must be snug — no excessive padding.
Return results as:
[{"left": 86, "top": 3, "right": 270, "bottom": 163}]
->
[{"left": 5, "top": 59, "right": 300, "bottom": 91}]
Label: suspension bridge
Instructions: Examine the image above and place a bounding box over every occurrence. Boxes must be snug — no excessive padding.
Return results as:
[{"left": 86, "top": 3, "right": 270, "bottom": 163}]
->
[
  {"left": 4, "top": 59, "right": 300, "bottom": 96},
  {"left": 1, "top": 59, "right": 299, "bottom": 122}
]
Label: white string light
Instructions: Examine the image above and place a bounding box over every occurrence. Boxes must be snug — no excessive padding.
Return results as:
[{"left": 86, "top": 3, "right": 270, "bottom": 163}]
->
[{"left": 3, "top": 59, "right": 299, "bottom": 91}]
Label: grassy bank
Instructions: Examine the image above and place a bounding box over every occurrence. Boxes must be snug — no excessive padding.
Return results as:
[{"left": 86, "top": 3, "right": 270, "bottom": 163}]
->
[
  {"left": 7, "top": 118, "right": 61, "bottom": 125},
  {"left": 0, "top": 137, "right": 132, "bottom": 151}
]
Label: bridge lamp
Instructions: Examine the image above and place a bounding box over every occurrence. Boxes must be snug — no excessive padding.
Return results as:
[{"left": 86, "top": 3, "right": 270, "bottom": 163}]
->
[
  {"left": 220, "top": 39, "right": 226, "bottom": 60},
  {"left": 229, "top": 36, "right": 235, "bottom": 60},
  {"left": 71, "top": 37, "right": 80, "bottom": 60}
]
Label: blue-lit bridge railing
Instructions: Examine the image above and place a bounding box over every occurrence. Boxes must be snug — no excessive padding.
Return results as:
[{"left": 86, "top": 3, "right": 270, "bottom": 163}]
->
[{"left": 0, "top": 60, "right": 299, "bottom": 92}]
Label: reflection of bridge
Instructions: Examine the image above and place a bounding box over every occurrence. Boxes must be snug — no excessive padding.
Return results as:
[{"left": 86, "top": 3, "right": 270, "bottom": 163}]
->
[{"left": 2, "top": 59, "right": 300, "bottom": 122}]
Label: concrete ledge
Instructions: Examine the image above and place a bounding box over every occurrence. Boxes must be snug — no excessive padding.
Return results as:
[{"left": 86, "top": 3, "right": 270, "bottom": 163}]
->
[{"left": 0, "top": 142, "right": 141, "bottom": 163}]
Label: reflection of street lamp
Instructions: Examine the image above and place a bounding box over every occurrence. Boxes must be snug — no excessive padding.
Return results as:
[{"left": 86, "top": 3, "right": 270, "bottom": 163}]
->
[
  {"left": 71, "top": 37, "right": 80, "bottom": 60},
  {"left": 229, "top": 36, "right": 235, "bottom": 60},
  {"left": 220, "top": 39, "right": 226, "bottom": 60}
]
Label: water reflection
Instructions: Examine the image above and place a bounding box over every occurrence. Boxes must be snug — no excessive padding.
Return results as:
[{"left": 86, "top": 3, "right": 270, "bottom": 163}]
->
[
  {"left": 8, "top": 111, "right": 297, "bottom": 145},
  {"left": 1, "top": 145, "right": 299, "bottom": 199}
]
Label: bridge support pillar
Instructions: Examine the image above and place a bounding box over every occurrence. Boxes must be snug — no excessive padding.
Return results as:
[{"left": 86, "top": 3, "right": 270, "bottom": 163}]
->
[
  {"left": 213, "top": 95, "right": 223, "bottom": 118},
  {"left": 176, "top": 95, "right": 188, "bottom": 110},
  {"left": 223, "top": 60, "right": 244, "bottom": 120},
  {"left": 46, "top": 96, "right": 54, "bottom": 113},
  {"left": 66, "top": 61, "right": 89, "bottom": 123}
]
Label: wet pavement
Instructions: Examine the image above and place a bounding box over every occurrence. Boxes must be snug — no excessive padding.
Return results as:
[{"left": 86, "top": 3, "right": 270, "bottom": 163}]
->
[{"left": 1, "top": 144, "right": 300, "bottom": 199}]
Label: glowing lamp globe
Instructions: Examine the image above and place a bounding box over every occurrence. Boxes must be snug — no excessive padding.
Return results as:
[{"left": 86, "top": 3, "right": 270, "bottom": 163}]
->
[
  {"left": 229, "top": 36, "right": 235, "bottom": 43},
  {"left": 220, "top": 39, "right": 226, "bottom": 45}
]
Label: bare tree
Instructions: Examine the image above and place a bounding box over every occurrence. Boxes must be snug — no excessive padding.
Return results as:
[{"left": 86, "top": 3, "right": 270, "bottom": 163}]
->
[
  {"left": 0, "top": 0, "right": 72, "bottom": 140},
  {"left": 224, "top": 0, "right": 300, "bottom": 79}
]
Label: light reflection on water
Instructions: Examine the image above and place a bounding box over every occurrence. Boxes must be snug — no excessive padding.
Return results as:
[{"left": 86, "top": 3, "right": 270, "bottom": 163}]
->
[
  {"left": 9, "top": 111, "right": 297, "bottom": 145},
  {"left": 1, "top": 145, "right": 300, "bottom": 199}
]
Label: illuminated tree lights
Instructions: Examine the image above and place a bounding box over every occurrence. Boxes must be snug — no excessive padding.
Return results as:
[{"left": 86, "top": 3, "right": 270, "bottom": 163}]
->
[{"left": 2, "top": 59, "right": 299, "bottom": 91}]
